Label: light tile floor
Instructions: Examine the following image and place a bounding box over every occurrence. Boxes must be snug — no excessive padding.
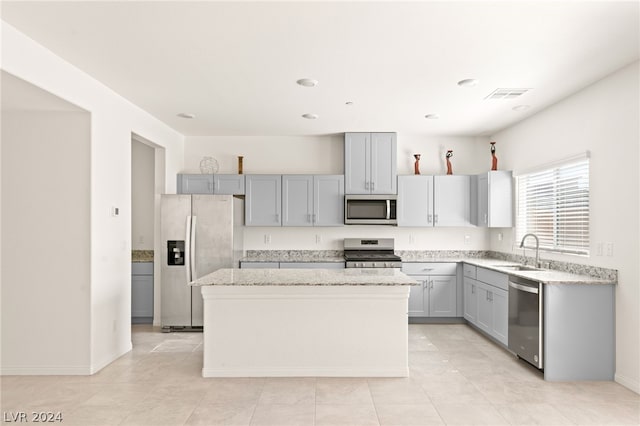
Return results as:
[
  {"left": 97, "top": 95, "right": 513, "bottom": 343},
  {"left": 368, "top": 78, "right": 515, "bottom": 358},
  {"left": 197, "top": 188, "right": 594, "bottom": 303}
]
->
[{"left": 2, "top": 324, "right": 638, "bottom": 425}]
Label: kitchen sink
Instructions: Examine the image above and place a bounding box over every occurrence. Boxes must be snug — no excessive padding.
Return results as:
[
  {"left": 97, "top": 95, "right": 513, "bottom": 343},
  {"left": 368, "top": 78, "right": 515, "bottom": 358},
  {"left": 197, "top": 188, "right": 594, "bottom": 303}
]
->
[{"left": 494, "top": 264, "right": 542, "bottom": 272}]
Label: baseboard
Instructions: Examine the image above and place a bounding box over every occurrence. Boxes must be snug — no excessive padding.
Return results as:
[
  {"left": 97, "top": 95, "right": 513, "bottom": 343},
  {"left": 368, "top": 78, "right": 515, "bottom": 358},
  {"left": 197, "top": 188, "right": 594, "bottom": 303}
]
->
[
  {"left": 202, "top": 367, "right": 409, "bottom": 378},
  {"left": 89, "top": 341, "right": 133, "bottom": 374},
  {"left": 615, "top": 373, "right": 640, "bottom": 394},
  {"left": 1, "top": 365, "right": 92, "bottom": 375}
]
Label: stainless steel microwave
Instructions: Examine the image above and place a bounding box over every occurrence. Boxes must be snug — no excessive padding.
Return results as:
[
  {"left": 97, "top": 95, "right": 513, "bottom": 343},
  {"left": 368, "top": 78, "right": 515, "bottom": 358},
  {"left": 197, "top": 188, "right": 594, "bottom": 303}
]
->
[{"left": 344, "top": 195, "right": 397, "bottom": 225}]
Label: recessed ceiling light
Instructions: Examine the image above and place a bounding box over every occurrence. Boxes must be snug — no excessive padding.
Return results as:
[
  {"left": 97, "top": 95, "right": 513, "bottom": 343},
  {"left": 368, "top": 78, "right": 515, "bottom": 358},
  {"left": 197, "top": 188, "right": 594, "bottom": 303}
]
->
[
  {"left": 296, "top": 78, "right": 318, "bottom": 87},
  {"left": 512, "top": 105, "right": 531, "bottom": 111},
  {"left": 457, "top": 79, "right": 479, "bottom": 87},
  {"left": 177, "top": 112, "right": 196, "bottom": 119},
  {"left": 302, "top": 113, "right": 319, "bottom": 119},
  {"left": 424, "top": 114, "right": 440, "bottom": 119}
]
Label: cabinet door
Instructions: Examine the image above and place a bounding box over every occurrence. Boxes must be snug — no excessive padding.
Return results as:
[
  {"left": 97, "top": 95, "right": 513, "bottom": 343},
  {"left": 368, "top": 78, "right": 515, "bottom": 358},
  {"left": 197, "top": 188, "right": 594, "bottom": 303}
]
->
[
  {"left": 214, "top": 174, "right": 245, "bottom": 195},
  {"left": 314, "top": 175, "right": 344, "bottom": 226},
  {"left": 131, "top": 275, "right": 154, "bottom": 318},
  {"left": 487, "top": 171, "right": 513, "bottom": 227},
  {"left": 463, "top": 278, "right": 478, "bottom": 323},
  {"left": 491, "top": 287, "right": 508, "bottom": 345},
  {"left": 282, "top": 175, "right": 314, "bottom": 226},
  {"left": 476, "top": 174, "right": 489, "bottom": 226},
  {"left": 177, "top": 174, "right": 214, "bottom": 194},
  {"left": 433, "top": 175, "right": 471, "bottom": 226},
  {"left": 345, "top": 133, "right": 370, "bottom": 194},
  {"left": 397, "top": 175, "right": 433, "bottom": 226},
  {"left": 429, "top": 275, "right": 457, "bottom": 317},
  {"left": 245, "top": 175, "right": 282, "bottom": 226},
  {"left": 408, "top": 276, "right": 428, "bottom": 317},
  {"left": 370, "top": 133, "right": 397, "bottom": 194},
  {"left": 476, "top": 284, "right": 493, "bottom": 334}
]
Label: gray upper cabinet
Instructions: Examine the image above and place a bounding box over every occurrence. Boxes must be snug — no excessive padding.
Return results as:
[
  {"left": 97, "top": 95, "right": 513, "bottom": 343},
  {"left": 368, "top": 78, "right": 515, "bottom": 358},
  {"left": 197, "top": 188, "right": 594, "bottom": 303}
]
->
[
  {"left": 178, "top": 174, "right": 245, "bottom": 195},
  {"left": 473, "top": 170, "right": 513, "bottom": 227},
  {"left": 397, "top": 175, "right": 471, "bottom": 227},
  {"left": 214, "top": 174, "right": 245, "bottom": 195},
  {"left": 282, "top": 175, "right": 345, "bottom": 227},
  {"left": 245, "top": 175, "right": 282, "bottom": 226},
  {"left": 313, "top": 175, "right": 344, "bottom": 226},
  {"left": 434, "top": 175, "right": 471, "bottom": 227},
  {"left": 282, "top": 175, "right": 314, "bottom": 226},
  {"left": 177, "top": 174, "right": 214, "bottom": 194},
  {"left": 345, "top": 132, "right": 397, "bottom": 194}
]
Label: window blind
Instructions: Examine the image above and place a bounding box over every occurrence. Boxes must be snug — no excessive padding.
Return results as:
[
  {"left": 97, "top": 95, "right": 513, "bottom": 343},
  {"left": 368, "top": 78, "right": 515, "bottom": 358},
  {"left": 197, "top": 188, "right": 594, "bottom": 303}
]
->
[{"left": 516, "top": 157, "right": 590, "bottom": 255}]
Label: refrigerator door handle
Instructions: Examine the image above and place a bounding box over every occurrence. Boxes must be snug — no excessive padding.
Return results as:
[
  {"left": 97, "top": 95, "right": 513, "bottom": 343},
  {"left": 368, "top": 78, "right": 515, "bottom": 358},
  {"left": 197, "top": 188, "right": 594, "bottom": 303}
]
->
[
  {"left": 190, "top": 216, "right": 197, "bottom": 280},
  {"left": 185, "top": 215, "right": 192, "bottom": 283}
]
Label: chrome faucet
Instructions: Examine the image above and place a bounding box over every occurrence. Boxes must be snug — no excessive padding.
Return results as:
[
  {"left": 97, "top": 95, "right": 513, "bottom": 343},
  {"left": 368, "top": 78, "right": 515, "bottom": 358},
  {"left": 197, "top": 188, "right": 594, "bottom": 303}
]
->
[{"left": 520, "top": 233, "right": 540, "bottom": 268}]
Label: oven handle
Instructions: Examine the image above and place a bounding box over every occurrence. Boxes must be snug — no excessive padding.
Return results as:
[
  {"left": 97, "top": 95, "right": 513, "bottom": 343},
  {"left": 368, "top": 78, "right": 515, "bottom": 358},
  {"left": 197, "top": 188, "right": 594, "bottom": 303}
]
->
[{"left": 509, "top": 281, "right": 539, "bottom": 294}]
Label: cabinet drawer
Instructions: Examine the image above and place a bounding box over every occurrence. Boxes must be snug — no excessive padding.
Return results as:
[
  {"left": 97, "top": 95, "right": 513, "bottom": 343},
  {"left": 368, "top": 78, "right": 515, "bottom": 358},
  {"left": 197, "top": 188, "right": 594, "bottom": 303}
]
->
[
  {"left": 463, "top": 263, "right": 477, "bottom": 279},
  {"left": 280, "top": 262, "right": 345, "bottom": 269},
  {"left": 132, "top": 262, "right": 153, "bottom": 275},
  {"left": 402, "top": 262, "right": 457, "bottom": 275},
  {"left": 240, "top": 261, "right": 279, "bottom": 269},
  {"left": 476, "top": 267, "right": 509, "bottom": 291}
]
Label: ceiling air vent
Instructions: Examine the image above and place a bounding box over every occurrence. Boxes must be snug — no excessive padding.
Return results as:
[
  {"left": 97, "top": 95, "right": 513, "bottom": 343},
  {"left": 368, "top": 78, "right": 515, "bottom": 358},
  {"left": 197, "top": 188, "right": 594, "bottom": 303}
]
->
[{"left": 484, "top": 88, "right": 531, "bottom": 100}]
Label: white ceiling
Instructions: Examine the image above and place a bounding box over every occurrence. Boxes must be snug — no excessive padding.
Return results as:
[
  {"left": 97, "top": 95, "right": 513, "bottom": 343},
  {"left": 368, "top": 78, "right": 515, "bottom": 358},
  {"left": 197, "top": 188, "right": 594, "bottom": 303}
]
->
[{"left": 2, "top": 1, "right": 638, "bottom": 137}]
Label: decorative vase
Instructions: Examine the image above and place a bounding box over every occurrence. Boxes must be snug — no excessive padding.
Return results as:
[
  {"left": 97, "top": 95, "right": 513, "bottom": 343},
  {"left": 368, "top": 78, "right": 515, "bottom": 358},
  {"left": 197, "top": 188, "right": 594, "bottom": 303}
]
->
[
  {"left": 238, "top": 156, "right": 244, "bottom": 174},
  {"left": 490, "top": 142, "right": 498, "bottom": 171},
  {"left": 446, "top": 150, "right": 453, "bottom": 175},
  {"left": 413, "top": 154, "right": 421, "bottom": 175}
]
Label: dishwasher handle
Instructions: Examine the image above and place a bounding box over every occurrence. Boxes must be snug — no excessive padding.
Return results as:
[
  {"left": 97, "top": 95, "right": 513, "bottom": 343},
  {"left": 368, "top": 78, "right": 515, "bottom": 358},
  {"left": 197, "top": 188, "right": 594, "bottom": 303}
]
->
[{"left": 509, "top": 281, "right": 539, "bottom": 294}]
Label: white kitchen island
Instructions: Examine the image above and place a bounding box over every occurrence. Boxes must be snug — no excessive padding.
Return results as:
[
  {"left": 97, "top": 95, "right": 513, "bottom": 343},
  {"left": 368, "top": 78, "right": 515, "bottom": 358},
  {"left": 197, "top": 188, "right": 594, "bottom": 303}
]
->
[{"left": 190, "top": 268, "right": 417, "bottom": 378}]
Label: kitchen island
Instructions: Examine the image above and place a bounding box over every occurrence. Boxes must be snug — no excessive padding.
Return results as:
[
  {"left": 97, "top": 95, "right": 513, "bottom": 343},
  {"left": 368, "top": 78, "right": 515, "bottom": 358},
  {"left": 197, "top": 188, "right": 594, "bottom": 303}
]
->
[{"left": 190, "top": 268, "right": 417, "bottom": 378}]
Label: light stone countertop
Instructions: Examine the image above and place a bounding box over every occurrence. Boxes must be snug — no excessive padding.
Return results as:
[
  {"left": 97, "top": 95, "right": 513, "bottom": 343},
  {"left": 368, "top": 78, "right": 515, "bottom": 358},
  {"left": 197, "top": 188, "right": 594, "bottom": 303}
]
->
[
  {"left": 190, "top": 268, "right": 418, "bottom": 287},
  {"left": 241, "top": 250, "right": 345, "bottom": 263}
]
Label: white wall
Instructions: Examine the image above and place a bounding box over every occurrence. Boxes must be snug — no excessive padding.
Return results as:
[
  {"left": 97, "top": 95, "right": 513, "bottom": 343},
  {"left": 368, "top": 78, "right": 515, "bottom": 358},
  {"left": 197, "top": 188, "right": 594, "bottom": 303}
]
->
[
  {"left": 184, "top": 133, "right": 493, "bottom": 251},
  {"left": 131, "top": 140, "right": 155, "bottom": 250},
  {"left": 1, "top": 110, "right": 91, "bottom": 373},
  {"left": 1, "top": 21, "right": 184, "bottom": 374},
  {"left": 489, "top": 61, "right": 640, "bottom": 393}
]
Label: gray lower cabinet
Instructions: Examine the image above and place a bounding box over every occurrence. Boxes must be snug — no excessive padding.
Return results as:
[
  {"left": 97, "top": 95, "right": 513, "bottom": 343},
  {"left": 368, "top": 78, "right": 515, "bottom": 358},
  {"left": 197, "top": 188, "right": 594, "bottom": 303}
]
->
[
  {"left": 131, "top": 262, "right": 153, "bottom": 323},
  {"left": 463, "top": 264, "right": 508, "bottom": 345},
  {"left": 245, "top": 175, "right": 282, "bottom": 226},
  {"left": 281, "top": 175, "right": 345, "bottom": 227},
  {"left": 402, "top": 263, "right": 457, "bottom": 318}
]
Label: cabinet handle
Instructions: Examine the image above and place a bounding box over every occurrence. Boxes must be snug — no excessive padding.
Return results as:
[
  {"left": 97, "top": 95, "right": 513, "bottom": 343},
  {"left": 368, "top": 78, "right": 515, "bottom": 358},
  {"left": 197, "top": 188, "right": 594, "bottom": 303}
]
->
[
  {"left": 428, "top": 214, "right": 433, "bottom": 224},
  {"left": 434, "top": 214, "right": 439, "bottom": 224},
  {"left": 371, "top": 182, "right": 375, "bottom": 191},
  {"left": 307, "top": 213, "right": 312, "bottom": 223},
  {"left": 365, "top": 181, "right": 369, "bottom": 190},
  {"left": 471, "top": 285, "right": 475, "bottom": 294},
  {"left": 276, "top": 213, "right": 280, "bottom": 223},
  {"left": 430, "top": 280, "right": 434, "bottom": 289},
  {"left": 484, "top": 213, "right": 488, "bottom": 225},
  {"left": 312, "top": 213, "right": 316, "bottom": 223}
]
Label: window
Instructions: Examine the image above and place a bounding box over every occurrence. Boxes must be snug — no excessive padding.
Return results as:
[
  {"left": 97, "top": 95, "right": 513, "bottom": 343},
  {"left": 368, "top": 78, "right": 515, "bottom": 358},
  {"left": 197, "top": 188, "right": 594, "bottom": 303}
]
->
[{"left": 516, "top": 154, "right": 590, "bottom": 256}]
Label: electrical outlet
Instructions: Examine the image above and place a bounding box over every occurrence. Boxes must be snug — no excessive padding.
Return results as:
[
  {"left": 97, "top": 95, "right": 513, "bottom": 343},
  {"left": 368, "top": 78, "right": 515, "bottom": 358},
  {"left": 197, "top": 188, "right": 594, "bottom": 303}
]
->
[
  {"left": 315, "top": 234, "right": 322, "bottom": 244},
  {"left": 464, "top": 235, "right": 471, "bottom": 245},
  {"left": 138, "top": 235, "right": 144, "bottom": 244},
  {"left": 264, "top": 234, "right": 271, "bottom": 244},
  {"left": 409, "top": 235, "right": 416, "bottom": 244},
  {"left": 606, "top": 242, "right": 614, "bottom": 257},
  {"left": 596, "top": 243, "right": 604, "bottom": 256},
  {"left": 498, "top": 233, "right": 503, "bottom": 241}
]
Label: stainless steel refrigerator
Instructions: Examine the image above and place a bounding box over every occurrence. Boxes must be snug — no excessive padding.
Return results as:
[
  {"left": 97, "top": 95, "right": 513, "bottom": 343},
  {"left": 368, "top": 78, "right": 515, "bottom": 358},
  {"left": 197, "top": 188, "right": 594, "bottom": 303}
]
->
[{"left": 160, "top": 194, "right": 243, "bottom": 331}]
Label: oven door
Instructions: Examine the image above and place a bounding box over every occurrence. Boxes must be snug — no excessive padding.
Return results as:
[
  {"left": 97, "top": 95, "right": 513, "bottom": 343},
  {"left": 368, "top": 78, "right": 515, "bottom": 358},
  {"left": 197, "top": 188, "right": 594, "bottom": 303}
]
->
[{"left": 345, "top": 195, "right": 397, "bottom": 225}]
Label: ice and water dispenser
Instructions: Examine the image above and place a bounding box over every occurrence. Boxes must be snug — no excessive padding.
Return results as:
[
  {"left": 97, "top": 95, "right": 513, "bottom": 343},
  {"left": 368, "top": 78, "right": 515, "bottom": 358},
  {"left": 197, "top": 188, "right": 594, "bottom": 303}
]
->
[{"left": 167, "top": 240, "right": 185, "bottom": 265}]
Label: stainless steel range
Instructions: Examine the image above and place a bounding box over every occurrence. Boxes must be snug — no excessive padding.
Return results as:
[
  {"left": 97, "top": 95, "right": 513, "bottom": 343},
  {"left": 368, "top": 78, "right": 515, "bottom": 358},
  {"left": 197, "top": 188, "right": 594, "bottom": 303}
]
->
[{"left": 344, "top": 238, "right": 402, "bottom": 268}]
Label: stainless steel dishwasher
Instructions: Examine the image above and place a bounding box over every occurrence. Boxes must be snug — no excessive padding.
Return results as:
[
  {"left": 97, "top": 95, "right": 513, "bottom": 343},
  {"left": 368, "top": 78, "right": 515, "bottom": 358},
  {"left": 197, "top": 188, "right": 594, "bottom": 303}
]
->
[{"left": 508, "top": 275, "right": 543, "bottom": 369}]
